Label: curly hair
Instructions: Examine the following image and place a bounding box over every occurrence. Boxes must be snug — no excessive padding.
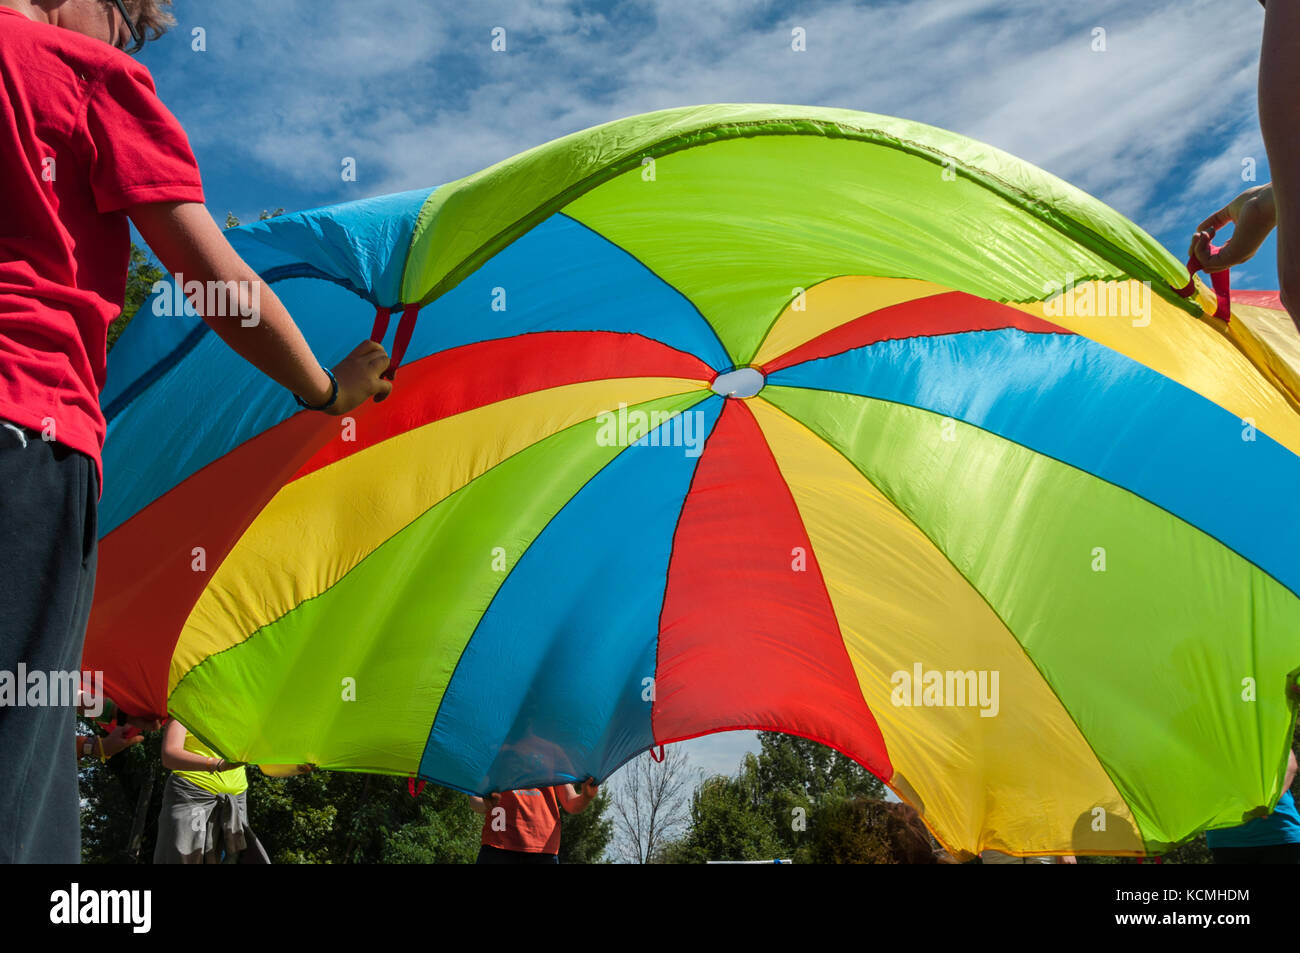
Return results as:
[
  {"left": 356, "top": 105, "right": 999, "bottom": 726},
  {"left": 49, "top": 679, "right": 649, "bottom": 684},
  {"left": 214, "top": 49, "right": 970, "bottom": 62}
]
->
[{"left": 120, "top": 0, "right": 176, "bottom": 43}]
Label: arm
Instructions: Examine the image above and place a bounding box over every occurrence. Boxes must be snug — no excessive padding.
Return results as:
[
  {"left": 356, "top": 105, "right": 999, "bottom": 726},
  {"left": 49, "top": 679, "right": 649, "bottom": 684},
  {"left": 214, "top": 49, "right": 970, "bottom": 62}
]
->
[
  {"left": 557, "top": 778, "right": 600, "bottom": 814},
  {"left": 468, "top": 792, "right": 501, "bottom": 816},
  {"left": 1259, "top": 0, "right": 1300, "bottom": 322},
  {"left": 129, "top": 202, "right": 392, "bottom": 413},
  {"left": 159, "top": 719, "right": 239, "bottom": 773},
  {"left": 74, "top": 725, "right": 144, "bottom": 762}
]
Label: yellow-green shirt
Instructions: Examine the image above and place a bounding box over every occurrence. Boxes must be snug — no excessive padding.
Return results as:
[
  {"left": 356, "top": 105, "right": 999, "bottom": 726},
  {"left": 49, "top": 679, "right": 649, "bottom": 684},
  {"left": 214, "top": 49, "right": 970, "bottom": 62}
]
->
[{"left": 173, "top": 730, "right": 247, "bottom": 796}]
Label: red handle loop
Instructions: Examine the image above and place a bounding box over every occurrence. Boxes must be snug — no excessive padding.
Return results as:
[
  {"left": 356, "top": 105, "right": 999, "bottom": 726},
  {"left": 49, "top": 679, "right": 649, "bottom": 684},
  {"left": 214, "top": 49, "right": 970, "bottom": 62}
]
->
[
  {"left": 383, "top": 305, "right": 420, "bottom": 381},
  {"left": 650, "top": 745, "right": 666, "bottom": 763},
  {"left": 408, "top": 777, "right": 426, "bottom": 798},
  {"left": 370, "top": 305, "right": 392, "bottom": 344},
  {"left": 1175, "top": 231, "right": 1232, "bottom": 322},
  {"left": 368, "top": 304, "right": 421, "bottom": 381}
]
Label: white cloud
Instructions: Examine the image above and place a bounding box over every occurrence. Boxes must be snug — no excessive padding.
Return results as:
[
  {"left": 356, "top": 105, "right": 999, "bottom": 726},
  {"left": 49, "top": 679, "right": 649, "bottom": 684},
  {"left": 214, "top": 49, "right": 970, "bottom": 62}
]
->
[
  {"left": 161, "top": 1, "right": 1266, "bottom": 235},
  {"left": 151, "top": 0, "right": 1272, "bottom": 280}
]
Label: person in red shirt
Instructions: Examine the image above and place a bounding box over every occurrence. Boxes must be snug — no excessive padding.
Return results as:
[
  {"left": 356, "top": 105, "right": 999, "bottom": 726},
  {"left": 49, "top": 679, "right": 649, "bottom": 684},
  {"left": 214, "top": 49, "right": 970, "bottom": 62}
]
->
[
  {"left": 470, "top": 779, "right": 600, "bottom": 864},
  {"left": 0, "top": 0, "right": 390, "bottom": 862}
]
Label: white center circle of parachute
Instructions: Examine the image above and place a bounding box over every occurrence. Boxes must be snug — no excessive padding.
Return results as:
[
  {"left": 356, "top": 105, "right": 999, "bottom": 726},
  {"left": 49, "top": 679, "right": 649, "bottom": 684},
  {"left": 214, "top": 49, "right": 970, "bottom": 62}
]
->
[{"left": 710, "top": 367, "right": 765, "bottom": 399}]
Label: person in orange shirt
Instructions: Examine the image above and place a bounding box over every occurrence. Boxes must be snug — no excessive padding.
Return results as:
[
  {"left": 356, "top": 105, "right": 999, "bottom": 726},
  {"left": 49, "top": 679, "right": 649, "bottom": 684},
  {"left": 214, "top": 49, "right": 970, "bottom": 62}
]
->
[{"left": 470, "top": 779, "right": 599, "bottom": 864}]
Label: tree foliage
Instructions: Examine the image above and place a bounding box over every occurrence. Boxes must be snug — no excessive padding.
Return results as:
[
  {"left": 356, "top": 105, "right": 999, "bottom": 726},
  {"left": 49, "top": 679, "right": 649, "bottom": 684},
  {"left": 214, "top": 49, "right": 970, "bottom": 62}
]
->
[
  {"left": 80, "top": 745, "right": 617, "bottom": 863},
  {"left": 658, "top": 732, "right": 889, "bottom": 863},
  {"left": 559, "top": 789, "right": 614, "bottom": 864},
  {"left": 656, "top": 763, "right": 784, "bottom": 864},
  {"left": 79, "top": 725, "right": 164, "bottom": 863},
  {"left": 106, "top": 244, "right": 164, "bottom": 352}
]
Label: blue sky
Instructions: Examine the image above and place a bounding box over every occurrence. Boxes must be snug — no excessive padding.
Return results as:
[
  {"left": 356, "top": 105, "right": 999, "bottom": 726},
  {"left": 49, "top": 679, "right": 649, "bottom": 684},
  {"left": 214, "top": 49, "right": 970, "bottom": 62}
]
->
[
  {"left": 134, "top": 0, "right": 1277, "bottom": 779},
  {"left": 141, "top": 0, "right": 1278, "bottom": 289}
]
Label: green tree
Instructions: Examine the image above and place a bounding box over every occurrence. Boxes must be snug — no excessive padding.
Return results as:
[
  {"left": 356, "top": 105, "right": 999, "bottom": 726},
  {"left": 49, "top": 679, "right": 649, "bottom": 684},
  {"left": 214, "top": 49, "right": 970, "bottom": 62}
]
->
[
  {"left": 106, "top": 244, "right": 165, "bottom": 352},
  {"left": 224, "top": 208, "right": 284, "bottom": 230},
  {"left": 806, "top": 798, "right": 906, "bottom": 864},
  {"left": 753, "top": 732, "right": 884, "bottom": 862},
  {"left": 658, "top": 756, "right": 784, "bottom": 863},
  {"left": 656, "top": 734, "right": 889, "bottom": 863},
  {"left": 79, "top": 726, "right": 164, "bottom": 863},
  {"left": 558, "top": 789, "right": 614, "bottom": 863},
  {"left": 755, "top": 732, "right": 883, "bottom": 803},
  {"left": 248, "top": 772, "right": 481, "bottom": 864}
]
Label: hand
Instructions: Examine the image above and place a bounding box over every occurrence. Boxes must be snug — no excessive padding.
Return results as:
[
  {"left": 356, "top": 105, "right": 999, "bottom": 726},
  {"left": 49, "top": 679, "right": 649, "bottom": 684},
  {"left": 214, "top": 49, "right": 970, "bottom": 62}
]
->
[
  {"left": 126, "top": 715, "right": 163, "bottom": 733},
  {"left": 100, "top": 725, "right": 144, "bottom": 759},
  {"left": 296, "top": 763, "right": 315, "bottom": 775},
  {"left": 582, "top": 777, "right": 599, "bottom": 799},
  {"left": 1188, "top": 184, "right": 1276, "bottom": 271},
  {"left": 212, "top": 757, "right": 246, "bottom": 772},
  {"left": 322, "top": 340, "right": 393, "bottom": 414},
  {"left": 485, "top": 791, "right": 502, "bottom": 810}
]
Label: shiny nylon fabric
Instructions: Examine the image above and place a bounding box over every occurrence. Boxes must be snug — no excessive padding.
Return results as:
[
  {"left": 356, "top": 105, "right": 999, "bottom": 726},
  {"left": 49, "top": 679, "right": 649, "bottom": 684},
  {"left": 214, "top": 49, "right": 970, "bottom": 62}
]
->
[{"left": 86, "top": 106, "right": 1300, "bottom": 859}]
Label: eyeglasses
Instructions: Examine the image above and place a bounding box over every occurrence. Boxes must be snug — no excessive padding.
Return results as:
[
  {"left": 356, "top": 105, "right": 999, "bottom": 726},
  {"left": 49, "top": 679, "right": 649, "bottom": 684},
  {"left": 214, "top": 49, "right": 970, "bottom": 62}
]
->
[{"left": 110, "top": 0, "right": 144, "bottom": 54}]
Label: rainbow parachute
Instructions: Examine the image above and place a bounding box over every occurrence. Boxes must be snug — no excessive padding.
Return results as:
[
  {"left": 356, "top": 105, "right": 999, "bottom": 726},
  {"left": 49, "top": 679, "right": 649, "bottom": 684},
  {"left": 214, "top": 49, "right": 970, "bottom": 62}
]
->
[{"left": 86, "top": 105, "right": 1300, "bottom": 859}]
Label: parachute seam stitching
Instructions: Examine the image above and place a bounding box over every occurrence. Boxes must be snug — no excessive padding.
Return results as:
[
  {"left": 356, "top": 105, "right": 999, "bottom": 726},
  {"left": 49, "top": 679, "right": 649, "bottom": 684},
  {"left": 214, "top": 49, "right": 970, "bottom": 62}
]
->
[
  {"left": 651, "top": 395, "right": 727, "bottom": 747},
  {"left": 407, "top": 117, "right": 1196, "bottom": 322},
  {"left": 739, "top": 397, "right": 895, "bottom": 780},
  {"left": 554, "top": 212, "right": 731, "bottom": 369},
  {"left": 417, "top": 390, "right": 715, "bottom": 784},
  {"left": 758, "top": 389, "right": 1152, "bottom": 852},
  {"left": 768, "top": 335, "right": 1300, "bottom": 602},
  {"left": 748, "top": 285, "right": 1074, "bottom": 371},
  {"left": 169, "top": 390, "right": 709, "bottom": 777}
]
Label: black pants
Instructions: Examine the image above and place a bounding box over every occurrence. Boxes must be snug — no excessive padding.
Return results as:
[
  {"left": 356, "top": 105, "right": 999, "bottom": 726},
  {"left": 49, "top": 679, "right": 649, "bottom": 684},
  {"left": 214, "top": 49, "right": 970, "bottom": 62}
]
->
[
  {"left": 1211, "top": 843, "right": 1300, "bottom": 863},
  {"left": 476, "top": 845, "right": 560, "bottom": 864},
  {"left": 0, "top": 422, "right": 98, "bottom": 863}
]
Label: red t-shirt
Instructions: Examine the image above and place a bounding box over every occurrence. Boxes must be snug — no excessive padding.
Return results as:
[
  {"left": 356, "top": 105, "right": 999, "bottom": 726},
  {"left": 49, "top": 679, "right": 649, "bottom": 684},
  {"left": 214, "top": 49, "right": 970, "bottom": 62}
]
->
[
  {"left": 0, "top": 8, "right": 204, "bottom": 483},
  {"left": 481, "top": 787, "right": 566, "bottom": 854}
]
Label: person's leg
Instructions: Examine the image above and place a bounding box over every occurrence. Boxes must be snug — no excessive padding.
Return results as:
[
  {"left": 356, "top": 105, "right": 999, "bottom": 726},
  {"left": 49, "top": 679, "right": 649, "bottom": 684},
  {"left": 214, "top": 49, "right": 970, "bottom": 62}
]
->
[
  {"left": 509, "top": 850, "right": 559, "bottom": 864},
  {"left": 0, "top": 425, "right": 98, "bottom": 863},
  {"left": 1211, "top": 843, "right": 1300, "bottom": 863},
  {"left": 1210, "top": 846, "right": 1248, "bottom": 864},
  {"left": 152, "top": 774, "right": 181, "bottom": 864},
  {"left": 1259, "top": 0, "right": 1300, "bottom": 326},
  {"left": 476, "top": 844, "right": 520, "bottom": 864},
  {"left": 1260, "top": 843, "right": 1300, "bottom": 863},
  {"left": 233, "top": 791, "right": 271, "bottom": 864},
  {"left": 153, "top": 774, "right": 218, "bottom": 864}
]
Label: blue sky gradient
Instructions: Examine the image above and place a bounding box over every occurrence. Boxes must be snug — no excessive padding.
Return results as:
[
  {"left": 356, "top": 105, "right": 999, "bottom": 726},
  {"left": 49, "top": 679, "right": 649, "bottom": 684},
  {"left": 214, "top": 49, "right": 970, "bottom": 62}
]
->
[
  {"left": 131, "top": 0, "right": 1279, "bottom": 780},
  {"left": 142, "top": 0, "right": 1278, "bottom": 288}
]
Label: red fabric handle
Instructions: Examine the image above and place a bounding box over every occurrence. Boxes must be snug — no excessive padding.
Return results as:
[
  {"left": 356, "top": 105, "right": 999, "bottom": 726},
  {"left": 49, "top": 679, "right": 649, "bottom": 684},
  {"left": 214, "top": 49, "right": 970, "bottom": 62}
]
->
[
  {"left": 1175, "top": 236, "right": 1232, "bottom": 322},
  {"left": 383, "top": 304, "right": 420, "bottom": 381},
  {"left": 96, "top": 718, "right": 139, "bottom": 739},
  {"left": 370, "top": 305, "right": 392, "bottom": 344},
  {"left": 408, "top": 777, "right": 426, "bottom": 798}
]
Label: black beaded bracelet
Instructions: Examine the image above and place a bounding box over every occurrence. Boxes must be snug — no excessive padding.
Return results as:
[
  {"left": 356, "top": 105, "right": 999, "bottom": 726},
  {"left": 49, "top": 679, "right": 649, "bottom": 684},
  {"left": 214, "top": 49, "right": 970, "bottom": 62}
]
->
[{"left": 294, "top": 367, "right": 338, "bottom": 411}]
